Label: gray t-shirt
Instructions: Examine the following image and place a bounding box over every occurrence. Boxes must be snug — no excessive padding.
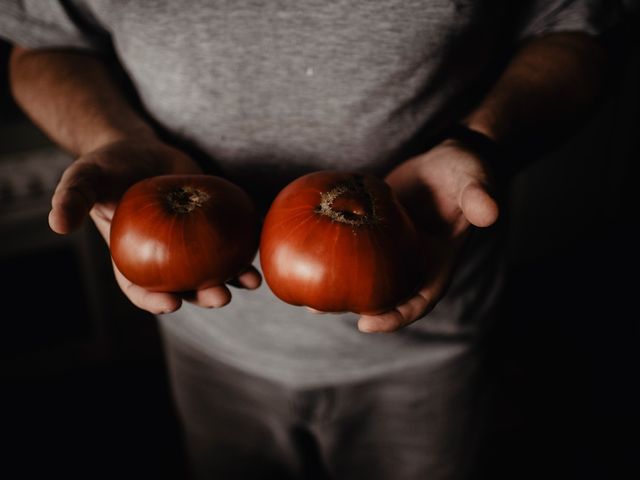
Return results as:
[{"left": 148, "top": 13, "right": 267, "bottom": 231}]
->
[{"left": 0, "top": 0, "right": 616, "bottom": 386}]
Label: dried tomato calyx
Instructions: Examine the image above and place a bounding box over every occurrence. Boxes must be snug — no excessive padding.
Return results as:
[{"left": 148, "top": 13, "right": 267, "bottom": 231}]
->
[
  {"left": 316, "top": 177, "right": 378, "bottom": 226},
  {"left": 165, "top": 186, "right": 210, "bottom": 214}
]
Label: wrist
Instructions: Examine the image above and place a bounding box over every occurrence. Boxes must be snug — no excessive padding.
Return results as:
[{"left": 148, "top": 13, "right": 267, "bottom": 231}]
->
[
  {"left": 463, "top": 109, "right": 505, "bottom": 143},
  {"left": 440, "top": 124, "right": 512, "bottom": 185},
  {"left": 77, "top": 124, "right": 158, "bottom": 156}
]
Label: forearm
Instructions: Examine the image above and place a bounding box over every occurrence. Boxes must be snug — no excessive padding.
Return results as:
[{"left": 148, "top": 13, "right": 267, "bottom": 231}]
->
[
  {"left": 465, "top": 32, "right": 605, "bottom": 154},
  {"left": 9, "top": 46, "right": 154, "bottom": 156}
]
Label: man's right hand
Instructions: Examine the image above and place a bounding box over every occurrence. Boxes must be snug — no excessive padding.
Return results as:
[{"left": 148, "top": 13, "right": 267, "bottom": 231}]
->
[{"left": 50, "top": 136, "right": 262, "bottom": 314}]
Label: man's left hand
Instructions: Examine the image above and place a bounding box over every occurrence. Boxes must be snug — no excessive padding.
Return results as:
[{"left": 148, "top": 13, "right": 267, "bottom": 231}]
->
[{"left": 358, "top": 139, "right": 500, "bottom": 333}]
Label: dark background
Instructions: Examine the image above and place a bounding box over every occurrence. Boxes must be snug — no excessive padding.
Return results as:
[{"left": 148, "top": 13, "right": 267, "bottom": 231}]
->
[
  {"left": 0, "top": 40, "right": 188, "bottom": 478},
  {"left": 1, "top": 19, "right": 638, "bottom": 480}
]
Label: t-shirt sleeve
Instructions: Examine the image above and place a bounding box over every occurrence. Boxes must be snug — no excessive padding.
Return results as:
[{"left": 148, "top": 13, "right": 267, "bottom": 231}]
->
[
  {"left": 0, "top": 0, "right": 107, "bottom": 51},
  {"left": 517, "top": 0, "right": 622, "bottom": 40}
]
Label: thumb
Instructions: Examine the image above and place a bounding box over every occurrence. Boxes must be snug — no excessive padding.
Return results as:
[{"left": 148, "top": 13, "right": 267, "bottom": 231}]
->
[
  {"left": 49, "top": 161, "right": 102, "bottom": 234},
  {"left": 459, "top": 181, "right": 499, "bottom": 228}
]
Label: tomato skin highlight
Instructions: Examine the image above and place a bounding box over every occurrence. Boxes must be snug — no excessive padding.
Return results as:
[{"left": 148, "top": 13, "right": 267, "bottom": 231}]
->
[
  {"left": 260, "top": 171, "right": 423, "bottom": 315},
  {"left": 110, "top": 174, "right": 259, "bottom": 292}
]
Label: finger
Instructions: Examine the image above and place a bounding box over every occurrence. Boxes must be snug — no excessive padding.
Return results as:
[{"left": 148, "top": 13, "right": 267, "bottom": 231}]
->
[
  {"left": 89, "top": 206, "right": 114, "bottom": 245},
  {"left": 49, "top": 161, "right": 102, "bottom": 234},
  {"left": 226, "top": 266, "right": 262, "bottom": 290},
  {"left": 306, "top": 307, "right": 327, "bottom": 314},
  {"left": 183, "top": 285, "right": 232, "bottom": 309},
  {"left": 358, "top": 310, "right": 405, "bottom": 333},
  {"left": 112, "top": 263, "right": 182, "bottom": 314},
  {"left": 358, "top": 290, "right": 434, "bottom": 333},
  {"left": 459, "top": 182, "right": 499, "bottom": 228}
]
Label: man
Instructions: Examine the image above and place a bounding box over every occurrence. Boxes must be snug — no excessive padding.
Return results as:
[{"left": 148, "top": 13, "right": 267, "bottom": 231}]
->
[{"left": 0, "top": 1, "right": 617, "bottom": 478}]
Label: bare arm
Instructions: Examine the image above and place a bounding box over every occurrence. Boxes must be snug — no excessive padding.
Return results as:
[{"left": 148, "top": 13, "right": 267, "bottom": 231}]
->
[
  {"left": 10, "top": 46, "right": 154, "bottom": 156},
  {"left": 465, "top": 32, "right": 605, "bottom": 153}
]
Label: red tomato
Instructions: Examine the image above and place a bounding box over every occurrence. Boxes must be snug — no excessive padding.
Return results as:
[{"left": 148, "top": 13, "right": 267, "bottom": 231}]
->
[
  {"left": 110, "top": 174, "right": 259, "bottom": 292},
  {"left": 260, "top": 171, "right": 422, "bottom": 314}
]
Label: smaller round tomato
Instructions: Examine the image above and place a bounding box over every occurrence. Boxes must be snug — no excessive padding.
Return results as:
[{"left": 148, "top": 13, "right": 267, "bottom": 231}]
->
[{"left": 110, "top": 174, "right": 259, "bottom": 292}]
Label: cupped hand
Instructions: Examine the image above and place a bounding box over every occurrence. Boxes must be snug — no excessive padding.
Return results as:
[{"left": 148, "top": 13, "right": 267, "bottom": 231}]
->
[
  {"left": 50, "top": 137, "right": 261, "bottom": 314},
  {"left": 357, "top": 139, "right": 500, "bottom": 333}
]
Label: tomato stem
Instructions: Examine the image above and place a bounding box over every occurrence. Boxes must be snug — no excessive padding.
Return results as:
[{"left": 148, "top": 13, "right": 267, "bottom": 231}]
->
[
  {"left": 315, "top": 176, "right": 378, "bottom": 226},
  {"left": 166, "top": 186, "right": 210, "bottom": 213}
]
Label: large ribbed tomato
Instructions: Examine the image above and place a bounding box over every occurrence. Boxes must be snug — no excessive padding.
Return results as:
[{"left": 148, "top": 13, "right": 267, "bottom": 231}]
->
[
  {"left": 110, "top": 174, "right": 259, "bottom": 292},
  {"left": 260, "top": 171, "right": 423, "bottom": 314}
]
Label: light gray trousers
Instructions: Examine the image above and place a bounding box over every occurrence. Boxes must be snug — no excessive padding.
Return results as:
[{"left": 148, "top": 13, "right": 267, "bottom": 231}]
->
[{"left": 161, "top": 330, "right": 490, "bottom": 480}]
